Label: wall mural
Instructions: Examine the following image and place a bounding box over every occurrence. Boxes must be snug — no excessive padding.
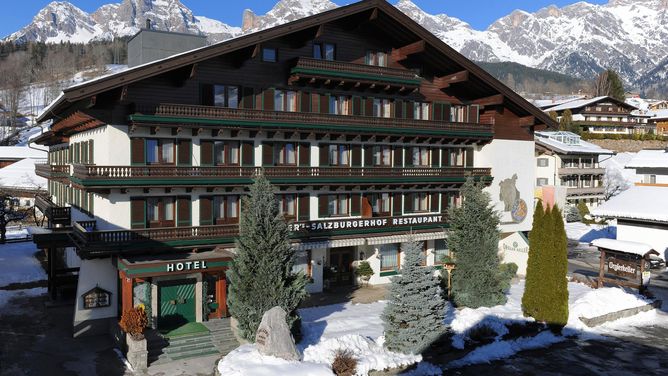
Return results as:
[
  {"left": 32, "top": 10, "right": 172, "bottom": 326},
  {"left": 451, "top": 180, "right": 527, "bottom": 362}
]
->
[{"left": 499, "top": 173, "right": 527, "bottom": 223}]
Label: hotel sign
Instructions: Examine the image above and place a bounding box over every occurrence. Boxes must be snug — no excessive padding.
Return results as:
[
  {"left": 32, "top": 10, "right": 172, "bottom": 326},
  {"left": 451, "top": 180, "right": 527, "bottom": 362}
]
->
[
  {"left": 288, "top": 215, "right": 444, "bottom": 233},
  {"left": 607, "top": 258, "right": 637, "bottom": 278},
  {"left": 166, "top": 260, "right": 208, "bottom": 272}
]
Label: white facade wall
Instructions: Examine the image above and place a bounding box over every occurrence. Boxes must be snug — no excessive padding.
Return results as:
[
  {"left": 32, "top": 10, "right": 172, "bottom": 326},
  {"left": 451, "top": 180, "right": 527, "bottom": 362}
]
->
[
  {"left": 73, "top": 258, "right": 118, "bottom": 337},
  {"left": 535, "top": 153, "right": 559, "bottom": 187}
]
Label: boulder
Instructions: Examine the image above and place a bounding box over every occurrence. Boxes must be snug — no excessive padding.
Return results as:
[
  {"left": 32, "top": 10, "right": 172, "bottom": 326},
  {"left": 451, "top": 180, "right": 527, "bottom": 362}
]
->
[{"left": 255, "top": 306, "right": 300, "bottom": 361}]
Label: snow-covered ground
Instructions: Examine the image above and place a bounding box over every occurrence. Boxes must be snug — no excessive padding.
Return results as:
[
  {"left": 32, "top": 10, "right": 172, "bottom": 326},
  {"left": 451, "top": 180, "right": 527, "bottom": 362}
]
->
[
  {"left": 0, "top": 241, "right": 45, "bottom": 287},
  {"left": 564, "top": 221, "right": 616, "bottom": 243},
  {"left": 218, "top": 279, "right": 663, "bottom": 375}
]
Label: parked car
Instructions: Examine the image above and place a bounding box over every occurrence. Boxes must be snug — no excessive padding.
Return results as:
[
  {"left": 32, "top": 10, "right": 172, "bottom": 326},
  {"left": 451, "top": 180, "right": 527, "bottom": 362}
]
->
[{"left": 649, "top": 255, "right": 666, "bottom": 270}]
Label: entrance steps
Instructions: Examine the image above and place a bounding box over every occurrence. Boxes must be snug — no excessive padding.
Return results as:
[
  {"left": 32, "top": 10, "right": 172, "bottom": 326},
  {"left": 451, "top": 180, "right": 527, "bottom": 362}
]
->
[{"left": 147, "top": 319, "right": 239, "bottom": 365}]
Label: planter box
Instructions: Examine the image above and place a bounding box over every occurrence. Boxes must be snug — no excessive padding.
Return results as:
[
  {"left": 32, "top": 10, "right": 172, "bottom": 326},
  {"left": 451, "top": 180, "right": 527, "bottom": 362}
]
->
[{"left": 126, "top": 333, "right": 148, "bottom": 371}]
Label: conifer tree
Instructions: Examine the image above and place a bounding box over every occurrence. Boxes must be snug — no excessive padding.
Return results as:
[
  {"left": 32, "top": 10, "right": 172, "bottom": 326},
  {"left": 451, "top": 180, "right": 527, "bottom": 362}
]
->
[
  {"left": 382, "top": 238, "right": 446, "bottom": 354},
  {"left": 522, "top": 201, "right": 545, "bottom": 318},
  {"left": 227, "top": 173, "right": 308, "bottom": 341},
  {"left": 449, "top": 178, "right": 504, "bottom": 308},
  {"left": 546, "top": 205, "right": 569, "bottom": 326}
]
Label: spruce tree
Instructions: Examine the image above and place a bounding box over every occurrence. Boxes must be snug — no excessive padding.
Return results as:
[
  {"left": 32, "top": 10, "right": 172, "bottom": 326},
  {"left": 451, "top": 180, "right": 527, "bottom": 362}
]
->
[
  {"left": 449, "top": 178, "right": 504, "bottom": 308},
  {"left": 227, "top": 173, "right": 308, "bottom": 341},
  {"left": 382, "top": 238, "right": 446, "bottom": 354},
  {"left": 522, "top": 201, "right": 545, "bottom": 318},
  {"left": 545, "top": 205, "right": 569, "bottom": 326}
]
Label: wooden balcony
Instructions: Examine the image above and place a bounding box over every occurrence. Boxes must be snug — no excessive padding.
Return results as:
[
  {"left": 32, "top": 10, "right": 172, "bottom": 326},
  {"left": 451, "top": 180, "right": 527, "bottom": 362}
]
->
[
  {"left": 35, "top": 195, "right": 71, "bottom": 226},
  {"left": 35, "top": 163, "right": 70, "bottom": 180},
  {"left": 70, "top": 164, "right": 492, "bottom": 188},
  {"left": 130, "top": 104, "right": 493, "bottom": 139},
  {"left": 289, "top": 57, "right": 422, "bottom": 89},
  {"left": 566, "top": 187, "right": 605, "bottom": 196},
  {"left": 558, "top": 167, "right": 606, "bottom": 176}
]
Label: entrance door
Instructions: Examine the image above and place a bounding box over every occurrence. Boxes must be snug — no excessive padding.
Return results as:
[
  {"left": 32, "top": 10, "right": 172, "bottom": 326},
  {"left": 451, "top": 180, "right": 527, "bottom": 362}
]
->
[
  {"left": 328, "top": 248, "right": 354, "bottom": 286},
  {"left": 158, "top": 278, "right": 196, "bottom": 331}
]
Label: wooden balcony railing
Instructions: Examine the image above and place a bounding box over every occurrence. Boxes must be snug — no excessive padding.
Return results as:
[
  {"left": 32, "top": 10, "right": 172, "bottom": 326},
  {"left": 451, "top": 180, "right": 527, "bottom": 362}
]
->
[
  {"left": 558, "top": 167, "right": 606, "bottom": 176},
  {"left": 149, "top": 104, "right": 492, "bottom": 136},
  {"left": 71, "top": 164, "right": 491, "bottom": 184},
  {"left": 35, "top": 163, "right": 70, "bottom": 179},
  {"left": 35, "top": 195, "right": 71, "bottom": 225},
  {"left": 566, "top": 187, "right": 605, "bottom": 196},
  {"left": 291, "top": 57, "right": 421, "bottom": 85}
]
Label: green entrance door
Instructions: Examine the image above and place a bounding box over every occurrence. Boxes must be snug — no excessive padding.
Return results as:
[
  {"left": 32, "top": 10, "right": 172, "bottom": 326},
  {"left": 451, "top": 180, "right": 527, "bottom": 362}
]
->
[{"left": 158, "top": 279, "right": 196, "bottom": 331}]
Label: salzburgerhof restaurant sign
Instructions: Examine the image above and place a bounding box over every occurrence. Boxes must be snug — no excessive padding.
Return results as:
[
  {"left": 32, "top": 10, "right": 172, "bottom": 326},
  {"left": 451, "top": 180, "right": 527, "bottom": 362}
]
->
[{"left": 288, "top": 214, "right": 445, "bottom": 233}]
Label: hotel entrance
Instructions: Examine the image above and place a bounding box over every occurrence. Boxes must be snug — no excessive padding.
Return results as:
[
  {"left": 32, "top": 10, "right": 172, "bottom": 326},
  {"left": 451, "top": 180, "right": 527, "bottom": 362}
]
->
[
  {"left": 158, "top": 278, "right": 196, "bottom": 331},
  {"left": 327, "top": 247, "right": 354, "bottom": 286}
]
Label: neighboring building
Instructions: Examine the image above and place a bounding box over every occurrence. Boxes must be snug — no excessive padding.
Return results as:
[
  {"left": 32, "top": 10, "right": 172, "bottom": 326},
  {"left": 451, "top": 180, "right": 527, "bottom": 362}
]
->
[
  {"left": 534, "top": 131, "right": 613, "bottom": 208},
  {"left": 592, "top": 186, "right": 668, "bottom": 261},
  {"left": 31, "top": 0, "right": 552, "bottom": 337},
  {"left": 0, "top": 146, "right": 47, "bottom": 209},
  {"left": 649, "top": 109, "right": 668, "bottom": 136},
  {"left": 0, "top": 145, "right": 46, "bottom": 168},
  {"left": 624, "top": 149, "right": 668, "bottom": 186},
  {"left": 648, "top": 100, "right": 668, "bottom": 111},
  {"left": 544, "top": 96, "right": 650, "bottom": 135}
]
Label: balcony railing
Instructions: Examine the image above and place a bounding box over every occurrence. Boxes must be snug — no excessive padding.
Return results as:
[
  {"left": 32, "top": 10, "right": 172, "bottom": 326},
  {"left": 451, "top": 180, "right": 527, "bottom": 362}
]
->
[
  {"left": 71, "top": 164, "right": 492, "bottom": 186},
  {"left": 558, "top": 167, "right": 606, "bottom": 176},
  {"left": 566, "top": 187, "right": 605, "bottom": 196},
  {"left": 35, "top": 195, "right": 71, "bottom": 226},
  {"left": 35, "top": 163, "right": 70, "bottom": 179},
  {"left": 146, "top": 104, "right": 493, "bottom": 136},
  {"left": 291, "top": 57, "right": 421, "bottom": 85}
]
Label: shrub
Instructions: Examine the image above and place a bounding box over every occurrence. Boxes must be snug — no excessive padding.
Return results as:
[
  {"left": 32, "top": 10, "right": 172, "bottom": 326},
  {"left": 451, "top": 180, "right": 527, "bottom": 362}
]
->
[
  {"left": 498, "top": 263, "right": 518, "bottom": 292},
  {"left": 632, "top": 133, "right": 642, "bottom": 141},
  {"left": 466, "top": 324, "right": 497, "bottom": 344},
  {"left": 565, "top": 205, "right": 581, "bottom": 222},
  {"left": 119, "top": 306, "right": 148, "bottom": 340},
  {"left": 576, "top": 201, "right": 590, "bottom": 219},
  {"left": 354, "top": 261, "right": 374, "bottom": 281},
  {"left": 331, "top": 349, "right": 357, "bottom": 376}
]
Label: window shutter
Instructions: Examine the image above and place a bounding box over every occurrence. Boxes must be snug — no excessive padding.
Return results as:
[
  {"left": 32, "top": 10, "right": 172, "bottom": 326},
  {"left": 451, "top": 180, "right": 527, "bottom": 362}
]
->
[
  {"left": 364, "top": 145, "right": 373, "bottom": 167},
  {"left": 263, "top": 88, "right": 275, "bottom": 110},
  {"left": 430, "top": 193, "right": 439, "bottom": 212},
  {"left": 177, "top": 139, "right": 192, "bottom": 166},
  {"left": 131, "top": 138, "right": 145, "bottom": 165},
  {"left": 319, "top": 144, "right": 329, "bottom": 166},
  {"left": 404, "top": 193, "right": 414, "bottom": 213},
  {"left": 177, "top": 196, "right": 191, "bottom": 227},
  {"left": 242, "top": 87, "right": 255, "bottom": 109},
  {"left": 320, "top": 94, "right": 329, "bottom": 114},
  {"left": 365, "top": 97, "right": 374, "bottom": 116},
  {"left": 466, "top": 148, "right": 474, "bottom": 167},
  {"left": 201, "top": 84, "right": 214, "bottom": 106},
  {"left": 352, "top": 96, "right": 362, "bottom": 116},
  {"left": 405, "top": 147, "right": 414, "bottom": 167},
  {"left": 130, "top": 198, "right": 146, "bottom": 229},
  {"left": 441, "top": 193, "right": 448, "bottom": 213},
  {"left": 443, "top": 103, "right": 452, "bottom": 121},
  {"left": 262, "top": 143, "right": 274, "bottom": 166},
  {"left": 468, "top": 105, "right": 479, "bottom": 123},
  {"left": 242, "top": 141, "right": 254, "bottom": 166},
  {"left": 299, "top": 143, "right": 310, "bottom": 167},
  {"left": 200, "top": 196, "right": 213, "bottom": 225},
  {"left": 393, "top": 147, "right": 403, "bottom": 167},
  {"left": 200, "top": 140, "right": 213, "bottom": 166},
  {"left": 431, "top": 148, "right": 439, "bottom": 167},
  {"left": 392, "top": 193, "right": 402, "bottom": 216},
  {"left": 351, "top": 194, "right": 361, "bottom": 216},
  {"left": 441, "top": 148, "right": 449, "bottom": 167},
  {"left": 405, "top": 101, "right": 414, "bottom": 119},
  {"left": 351, "top": 144, "right": 362, "bottom": 167},
  {"left": 300, "top": 91, "right": 311, "bottom": 112},
  {"left": 311, "top": 93, "right": 320, "bottom": 112},
  {"left": 394, "top": 99, "right": 404, "bottom": 118},
  {"left": 318, "top": 195, "right": 329, "bottom": 218},
  {"left": 298, "top": 194, "right": 310, "bottom": 221},
  {"left": 88, "top": 140, "right": 94, "bottom": 164}
]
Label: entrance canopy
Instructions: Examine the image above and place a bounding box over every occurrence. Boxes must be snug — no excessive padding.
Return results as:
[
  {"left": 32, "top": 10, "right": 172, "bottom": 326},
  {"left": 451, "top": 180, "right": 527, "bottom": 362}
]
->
[
  {"left": 118, "top": 248, "right": 234, "bottom": 278},
  {"left": 591, "top": 238, "right": 659, "bottom": 259}
]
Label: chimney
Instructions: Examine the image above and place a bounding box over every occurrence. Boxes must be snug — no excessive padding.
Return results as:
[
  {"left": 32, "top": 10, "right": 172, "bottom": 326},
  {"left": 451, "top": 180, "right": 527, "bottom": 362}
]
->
[{"left": 146, "top": 19, "right": 151, "bottom": 30}]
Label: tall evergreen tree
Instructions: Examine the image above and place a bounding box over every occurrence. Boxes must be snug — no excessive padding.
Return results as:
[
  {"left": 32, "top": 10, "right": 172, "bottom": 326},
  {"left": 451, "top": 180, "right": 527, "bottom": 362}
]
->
[
  {"left": 449, "top": 178, "right": 504, "bottom": 308},
  {"left": 382, "top": 239, "right": 446, "bottom": 354},
  {"left": 227, "top": 173, "right": 308, "bottom": 341},
  {"left": 546, "top": 205, "right": 569, "bottom": 326},
  {"left": 522, "top": 201, "right": 545, "bottom": 318}
]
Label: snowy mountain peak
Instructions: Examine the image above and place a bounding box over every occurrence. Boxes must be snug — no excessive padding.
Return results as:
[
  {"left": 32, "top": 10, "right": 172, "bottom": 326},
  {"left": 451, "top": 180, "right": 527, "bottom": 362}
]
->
[
  {"left": 241, "top": 0, "right": 337, "bottom": 32},
  {"left": 8, "top": 1, "right": 100, "bottom": 43}
]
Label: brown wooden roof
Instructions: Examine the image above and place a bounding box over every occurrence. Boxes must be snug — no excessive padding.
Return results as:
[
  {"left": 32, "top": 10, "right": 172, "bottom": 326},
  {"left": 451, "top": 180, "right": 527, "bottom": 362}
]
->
[{"left": 37, "top": 0, "right": 555, "bottom": 129}]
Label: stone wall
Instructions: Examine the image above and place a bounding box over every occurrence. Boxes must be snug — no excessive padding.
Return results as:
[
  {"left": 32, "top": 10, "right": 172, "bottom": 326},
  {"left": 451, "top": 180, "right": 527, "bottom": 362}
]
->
[{"left": 588, "top": 139, "right": 668, "bottom": 152}]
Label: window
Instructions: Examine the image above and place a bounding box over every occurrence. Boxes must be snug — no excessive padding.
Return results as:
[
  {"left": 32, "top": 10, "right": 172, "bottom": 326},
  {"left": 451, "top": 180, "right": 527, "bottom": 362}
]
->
[
  {"left": 370, "top": 193, "right": 390, "bottom": 215},
  {"left": 372, "top": 145, "right": 392, "bottom": 166},
  {"left": 328, "top": 194, "right": 349, "bottom": 216},
  {"left": 313, "top": 43, "right": 335, "bottom": 60},
  {"left": 447, "top": 148, "right": 465, "bottom": 167},
  {"left": 450, "top": 105, "right": 467, "bottom": 122},
  {"left": 329, "top": 95, "right": 351, "bottom": 115},
  {"left": 366, "top": 50, "right": 387, "bottom": 67},
  {"left": 412, "top": 147, "right": 430, "bottom": 166},
  {"left": 537, "top": 178, "right": 549, "bottom": 186},
  {"left": 646, "top": 174, "right": 657, "bottom": 184},
  {"left": 278, "top": 194, "right": 297, "bottom": 218},
  {"left": 380, "top": 244, "right": 399, "bottom": 271},
  {"left": 146, "top": 139, "right": 175, "bottom": 165},
  {"left": 582, "top": 178, "right": 592, "bottom": 187},
  {"left": 292, "top": 250, "right": 313, "bottom": 277},
  {"left": 147, "top": 197, "right": 175, "bottom": 227},
  {"left": 581, "top": 158, "right": 593, "bottom": 168},
  {"left": 328, "top": 144, "right": 349, "bottom": 166},
  {"left": 213, "top": 141, "right": 240, "bottom": 165},
  {"left": 213, "top": 195, "right": 239, "bottom": 224},
  {"left": 373, "top": 98, "right": 391, "bottom": 118},
  {"left": 274, "top": 90, "right": 298, "bottom": 112},
  {"left": 276, "top": 143, "right": 297, "bottom": 165},
  {"left": 214, "top": 85, "right": 239, "bottom": 108},
  {"left": 262, "top": 47, "right": 277, "bottom": 62},
  {"left": 537, "top": 158, "right": 549, "bottom": 167},
  {"left": 434, "top": 239, "right": 450, "bottom": 264},
  {"left": 414, "top": 102, "right": 430, "bottom": 120},
  {"left": 411, "top": 192, "right": 429, "bottom": 212}
]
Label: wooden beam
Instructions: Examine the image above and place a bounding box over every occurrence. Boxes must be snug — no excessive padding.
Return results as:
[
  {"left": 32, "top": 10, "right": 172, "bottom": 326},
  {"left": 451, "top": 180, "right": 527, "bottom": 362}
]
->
[
  {"left": 315, "top": 24, "right": 324, "bottom": 38},
  {"left": 472, "top": 94, "right": 504, "bottom": 107},
  {"left": 86, "top": 95, "right": 97, "bottom": 109},
  {"left": 119, "top": 85, "right": 128, "bottom": 102},
  {"left": 251, "top": 44, "right": 261, "bottom": 59},
  {"left": 369, "top": 8, "right": 378, "bottom": 21},
  {"left": 435, "top": 70, "right": 469, "bottom": 88},
  {"left": 189, "top": 63, "right": 198, "bottom": 79},
  {"left": 518, "top": 115, "right": 535, "bottom": 127},
  {"left": 394, "top": 40, "right": 426, "bottom": 61}
]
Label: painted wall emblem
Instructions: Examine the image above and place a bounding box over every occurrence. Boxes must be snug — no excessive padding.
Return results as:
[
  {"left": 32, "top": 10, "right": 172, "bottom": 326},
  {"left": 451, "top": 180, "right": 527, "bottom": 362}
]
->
[
  {"left": 499, "top": 173, "right": 527, "bottom": 223},
  {"left": 511, "top": 199, "right": 528, "bottom": 223}
]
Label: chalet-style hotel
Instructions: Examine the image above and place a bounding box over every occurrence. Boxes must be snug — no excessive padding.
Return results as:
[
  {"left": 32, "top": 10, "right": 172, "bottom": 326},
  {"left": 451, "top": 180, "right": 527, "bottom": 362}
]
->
[{"left": 32, "top": 0, "right": 552, "bottom": 337}]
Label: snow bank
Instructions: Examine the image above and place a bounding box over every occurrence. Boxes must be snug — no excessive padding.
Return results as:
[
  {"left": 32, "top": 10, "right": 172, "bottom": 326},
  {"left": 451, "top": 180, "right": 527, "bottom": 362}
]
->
[
  {"left": 564, "top": 221, "right": 615, "bottom": 243},
  {"left": 567, "top": 286, "right": 652, "bottom": 330},
  {"left": 0, "top": 287, "right": 46, "bottom": 314},
  {"left": 217, "top": 345, "right": 332, "bottom": 376},
  {"left": 0, "top": 242, "right": 46, "bottom": 287}
]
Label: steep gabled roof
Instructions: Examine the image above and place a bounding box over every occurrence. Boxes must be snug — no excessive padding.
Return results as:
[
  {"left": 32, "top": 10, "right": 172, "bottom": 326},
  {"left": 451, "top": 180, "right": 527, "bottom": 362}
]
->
[
  {"left": 37, "top": 0, "right": 554, "bottom": 129},
  {"left": 544, "top": 96, "right": 637, "bottom": 113}
]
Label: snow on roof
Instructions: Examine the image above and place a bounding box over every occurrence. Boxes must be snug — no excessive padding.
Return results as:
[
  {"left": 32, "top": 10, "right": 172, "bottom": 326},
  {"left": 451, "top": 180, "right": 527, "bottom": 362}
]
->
[
  {"left": 532, "top": 96, "right": 586, "bottom": 109},
  {"left": 0, "top": 158, "right": 47, "bottom": 190},
  {"left": 625, "top": 149, "right": 668, "bottom": 168},
  {"left": 535, "top": 131, "right": 614, "bottom": 155},
  {"left": 591, "top": 186, "right": 668, "bottom": 223},
  {"left": 649, "top": 109, "right": 668, "bottom": 120},
  {"left": 543, "top": 96, "right": 608, "bottom": 112},
  {"left": 0, "top": 146, "right": 47, "bottom": 160},
  {"left": 590, "top": 238, "right": 655, "bottom": 257}
]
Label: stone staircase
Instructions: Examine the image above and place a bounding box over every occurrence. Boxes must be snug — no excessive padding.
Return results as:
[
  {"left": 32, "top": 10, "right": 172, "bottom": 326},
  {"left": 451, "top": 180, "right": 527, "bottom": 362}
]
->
[{"left": 147, "top": 319, "right": 239, "bottom": 365}]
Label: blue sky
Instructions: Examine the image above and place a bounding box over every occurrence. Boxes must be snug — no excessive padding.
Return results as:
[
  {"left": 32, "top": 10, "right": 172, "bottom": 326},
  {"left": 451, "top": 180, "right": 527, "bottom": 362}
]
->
[{"left": 2, "top": 0, "right": 609, "bottom": 39}]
